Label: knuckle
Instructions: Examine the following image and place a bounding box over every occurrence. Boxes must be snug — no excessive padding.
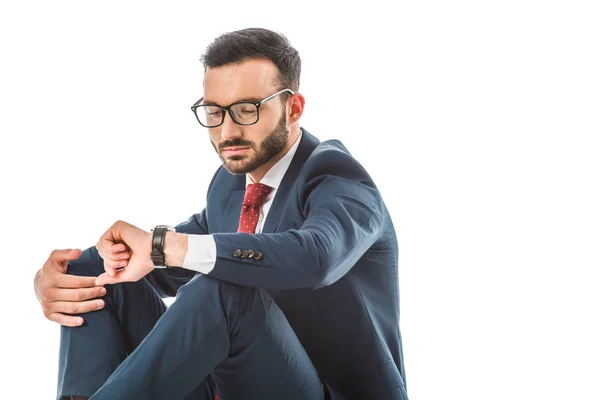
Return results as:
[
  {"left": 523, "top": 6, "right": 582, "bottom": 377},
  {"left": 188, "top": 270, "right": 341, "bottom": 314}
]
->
[
  {"left": 66, "top": 304, "right": 78, "bottom": 314},
  {"left": 39, "top": 288, "right": 51, "bottom": 302},
  {"left": 45, "top": 277, "right": 56, "bottom": 289}
]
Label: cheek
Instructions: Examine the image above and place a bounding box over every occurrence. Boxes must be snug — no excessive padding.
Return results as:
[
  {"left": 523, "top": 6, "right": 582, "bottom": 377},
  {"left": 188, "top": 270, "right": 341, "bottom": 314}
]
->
[
  {"left": 245, "top": 129, "right": 268, "bottom": 147},
  {"left": 252, "top": 114, "right": 278, "bottom": 138},
  {"left": 208, "top": 129, "right": 221, "bottom": 144}
]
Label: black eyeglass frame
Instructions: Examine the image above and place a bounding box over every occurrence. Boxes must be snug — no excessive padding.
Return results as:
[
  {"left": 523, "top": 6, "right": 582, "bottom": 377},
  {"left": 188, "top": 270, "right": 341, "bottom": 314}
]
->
[{"left": 190, "top": 88, "right": 295, "bottom": 128}]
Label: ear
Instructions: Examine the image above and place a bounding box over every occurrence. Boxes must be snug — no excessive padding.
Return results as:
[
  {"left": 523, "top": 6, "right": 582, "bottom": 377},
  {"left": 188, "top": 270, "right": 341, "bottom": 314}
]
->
[{"left": 287, "top": 93, "right": 305, "bottom": 125}]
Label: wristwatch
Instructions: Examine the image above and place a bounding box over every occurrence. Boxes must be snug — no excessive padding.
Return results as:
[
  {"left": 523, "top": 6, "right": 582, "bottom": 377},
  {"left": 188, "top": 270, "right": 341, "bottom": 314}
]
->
[{"left": 150, "top": 225, "right": 176, "bottom": 268}]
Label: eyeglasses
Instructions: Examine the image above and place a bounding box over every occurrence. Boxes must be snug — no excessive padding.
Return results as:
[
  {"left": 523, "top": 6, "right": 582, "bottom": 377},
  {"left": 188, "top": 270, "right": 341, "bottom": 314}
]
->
[{"left": 190, "top": 88, "right": 295, "bottom": 128}]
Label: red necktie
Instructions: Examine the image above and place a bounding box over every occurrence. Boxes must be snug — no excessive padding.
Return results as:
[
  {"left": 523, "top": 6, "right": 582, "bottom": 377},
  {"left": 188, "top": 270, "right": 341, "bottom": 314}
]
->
[{"left": 237, "top": 183, "right": 273, "bottom": 233}]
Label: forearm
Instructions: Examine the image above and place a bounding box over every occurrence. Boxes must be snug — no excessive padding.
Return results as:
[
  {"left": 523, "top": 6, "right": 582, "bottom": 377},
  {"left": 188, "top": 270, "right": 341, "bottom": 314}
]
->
[
  {"left": 164, "top": 231, "right": 189, "bottom": 267},
  {"left": 163, "top": 209, "right": 210, "bottom": 266}
]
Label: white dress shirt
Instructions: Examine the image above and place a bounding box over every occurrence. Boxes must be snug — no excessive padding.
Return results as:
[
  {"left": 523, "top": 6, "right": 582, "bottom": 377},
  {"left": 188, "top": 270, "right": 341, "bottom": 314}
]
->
[{"left": 181, "top": 132, "right": 303, "bottom": 274}]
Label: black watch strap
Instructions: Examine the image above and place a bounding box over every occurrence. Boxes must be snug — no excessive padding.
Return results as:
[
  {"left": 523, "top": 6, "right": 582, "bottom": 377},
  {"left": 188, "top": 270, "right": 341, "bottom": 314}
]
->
[{"left": 151, "top": 225, "right": 174, "bottom": 268}]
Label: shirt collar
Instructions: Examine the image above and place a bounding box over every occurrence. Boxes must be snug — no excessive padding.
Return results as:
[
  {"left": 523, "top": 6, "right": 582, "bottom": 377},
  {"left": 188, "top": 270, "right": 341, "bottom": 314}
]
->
[{"left": 246, "top": 131, "right": 303, "bottom": 190}]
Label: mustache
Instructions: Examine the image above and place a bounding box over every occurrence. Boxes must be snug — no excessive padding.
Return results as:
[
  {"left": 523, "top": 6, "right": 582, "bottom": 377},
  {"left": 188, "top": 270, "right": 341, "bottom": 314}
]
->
[{"left": 218, "top": 139, "right": 254, "bottom": 151}]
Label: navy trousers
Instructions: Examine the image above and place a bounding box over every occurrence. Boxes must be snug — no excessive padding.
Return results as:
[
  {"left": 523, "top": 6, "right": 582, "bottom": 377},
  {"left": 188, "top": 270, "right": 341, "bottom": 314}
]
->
[{"left": 57, "top": 247, "right": 324, "bottom": 400}]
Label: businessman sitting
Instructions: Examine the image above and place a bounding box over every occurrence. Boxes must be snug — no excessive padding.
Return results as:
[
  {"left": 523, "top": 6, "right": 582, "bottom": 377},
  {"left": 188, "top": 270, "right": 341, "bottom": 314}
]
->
[{"left": 34, "top": 27, "right": 408, "bottom": 400}]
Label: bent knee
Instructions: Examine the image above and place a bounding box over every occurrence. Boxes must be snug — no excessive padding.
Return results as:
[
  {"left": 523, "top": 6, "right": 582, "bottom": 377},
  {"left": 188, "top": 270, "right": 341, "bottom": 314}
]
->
[{"left": 66, "top": 246, "right": 104, "bottom": 277}]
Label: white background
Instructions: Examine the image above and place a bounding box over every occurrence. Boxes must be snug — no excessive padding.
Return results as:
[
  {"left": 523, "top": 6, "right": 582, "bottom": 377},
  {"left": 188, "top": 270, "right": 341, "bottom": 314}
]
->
[{"left": 1, "top": 1, "right": 599, "bottom": 399}]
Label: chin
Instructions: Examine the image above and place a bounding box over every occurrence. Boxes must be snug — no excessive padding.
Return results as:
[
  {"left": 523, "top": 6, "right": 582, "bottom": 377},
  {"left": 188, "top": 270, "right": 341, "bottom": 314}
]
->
[{"left": 223, "top": 159, "right": 253, "bottom": 175}]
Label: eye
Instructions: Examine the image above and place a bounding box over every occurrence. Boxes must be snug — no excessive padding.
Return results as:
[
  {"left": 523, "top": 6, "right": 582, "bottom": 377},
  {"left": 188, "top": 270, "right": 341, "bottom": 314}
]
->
[
  {"left": 236, "top": 104, "right": 257, "bottom": 113},
  {"left": 204, "top": 107, "right": 223, "bottom": 117}
]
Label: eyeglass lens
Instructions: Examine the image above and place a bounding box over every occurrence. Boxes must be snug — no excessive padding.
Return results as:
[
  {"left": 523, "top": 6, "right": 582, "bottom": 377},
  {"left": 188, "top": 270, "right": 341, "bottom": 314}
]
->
[{"left": 196, "top": 103, "right": 258, "bottom": 127}]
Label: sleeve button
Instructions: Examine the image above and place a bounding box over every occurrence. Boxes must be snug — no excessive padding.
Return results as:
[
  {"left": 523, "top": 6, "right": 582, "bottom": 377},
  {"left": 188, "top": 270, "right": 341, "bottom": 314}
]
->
[
  {"left": 233, "top": 249, "right": 242, "bottom": 257},
  {"left": 241, "top": 250, "right": 249, "bottom": 258},
  {"left": 253, "top": 251, "right": 263, "bottom": 260}
]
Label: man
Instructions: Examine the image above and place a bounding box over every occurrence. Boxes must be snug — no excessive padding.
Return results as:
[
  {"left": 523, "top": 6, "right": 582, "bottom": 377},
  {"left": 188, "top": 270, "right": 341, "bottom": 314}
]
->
[{"left": 34, "top": 28, "right": 408, "bottom": 399}]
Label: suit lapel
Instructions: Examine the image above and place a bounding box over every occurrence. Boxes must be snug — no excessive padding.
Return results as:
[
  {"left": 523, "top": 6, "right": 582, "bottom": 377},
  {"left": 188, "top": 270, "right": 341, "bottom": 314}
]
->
[
  {"left": 262, "top": 128, "right": 320, "bottom": 233},
  {"left": 217, "top": 174, "right": 246, "bottom": 233}
]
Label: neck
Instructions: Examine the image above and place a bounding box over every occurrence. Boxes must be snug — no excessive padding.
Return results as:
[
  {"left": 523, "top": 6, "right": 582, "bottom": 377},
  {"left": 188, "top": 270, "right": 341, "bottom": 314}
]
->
[{"left": 248, "top": 125, "right": 300, "bottom": 183}]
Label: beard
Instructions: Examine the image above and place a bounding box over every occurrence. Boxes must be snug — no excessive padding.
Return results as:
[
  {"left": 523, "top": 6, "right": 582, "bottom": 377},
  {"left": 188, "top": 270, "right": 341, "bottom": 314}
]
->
[{"left": 215, "top": 111, "right": 289, "bottom": 175}]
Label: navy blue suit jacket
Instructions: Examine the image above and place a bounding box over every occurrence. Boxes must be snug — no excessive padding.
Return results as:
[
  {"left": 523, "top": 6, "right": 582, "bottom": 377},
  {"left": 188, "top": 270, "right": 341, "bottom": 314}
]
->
[{"left": 166, "top": 128, "right": 407, "bottom": 399}]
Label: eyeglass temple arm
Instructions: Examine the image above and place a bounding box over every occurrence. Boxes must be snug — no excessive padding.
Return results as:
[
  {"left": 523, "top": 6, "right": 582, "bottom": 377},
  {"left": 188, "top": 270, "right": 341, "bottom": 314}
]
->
[{"left": 259, "top": 88, "right": 295, "bottom": 105}]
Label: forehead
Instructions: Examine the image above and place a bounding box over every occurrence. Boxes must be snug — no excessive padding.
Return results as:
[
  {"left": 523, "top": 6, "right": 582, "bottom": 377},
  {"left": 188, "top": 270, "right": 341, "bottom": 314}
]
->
[{"left": 203, "top": 59, "right": 279, "bottom": 104}]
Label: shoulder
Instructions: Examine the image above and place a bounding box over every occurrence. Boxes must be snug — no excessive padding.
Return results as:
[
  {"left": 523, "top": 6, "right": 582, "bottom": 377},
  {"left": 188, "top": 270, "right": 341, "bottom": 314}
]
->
[
  {"left": 301, "top": 139, "right": 373, "bottom": 182},
  {"left": 297, "top": 139, "right": 384, "bottom": 217}
]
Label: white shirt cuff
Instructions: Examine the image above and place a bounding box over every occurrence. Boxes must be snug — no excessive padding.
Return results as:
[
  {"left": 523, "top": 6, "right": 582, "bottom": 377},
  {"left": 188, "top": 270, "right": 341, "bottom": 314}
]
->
[{"left": 181, "top": 234, "right": 217, "bottom": 274}]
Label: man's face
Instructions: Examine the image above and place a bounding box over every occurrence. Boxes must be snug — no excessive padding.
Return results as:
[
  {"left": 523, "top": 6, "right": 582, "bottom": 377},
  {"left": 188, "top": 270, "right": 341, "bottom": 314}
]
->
[{"left": 202, "top": 59, "right": 289, "bottom": 175}]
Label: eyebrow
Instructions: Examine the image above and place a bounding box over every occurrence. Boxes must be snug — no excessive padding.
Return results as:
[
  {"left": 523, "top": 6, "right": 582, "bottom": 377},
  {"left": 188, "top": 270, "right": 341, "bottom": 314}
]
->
[{"left": 202, "top": 96, "right": 263, "bottom": 106}]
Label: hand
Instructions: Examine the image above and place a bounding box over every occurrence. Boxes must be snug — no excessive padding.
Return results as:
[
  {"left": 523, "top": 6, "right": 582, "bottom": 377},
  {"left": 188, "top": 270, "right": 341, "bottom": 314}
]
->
[
  {"left": 34, "top": 249, "right": 106, "bottom": 326},
  {"left": 95, "top": 220, "right": 154, "bottom": 286}
]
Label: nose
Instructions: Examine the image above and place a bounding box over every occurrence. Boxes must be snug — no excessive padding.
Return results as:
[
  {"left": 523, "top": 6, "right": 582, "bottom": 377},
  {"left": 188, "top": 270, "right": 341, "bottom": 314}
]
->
[{"left": 220, "top": 110, "right": 242, "bottom": 141}]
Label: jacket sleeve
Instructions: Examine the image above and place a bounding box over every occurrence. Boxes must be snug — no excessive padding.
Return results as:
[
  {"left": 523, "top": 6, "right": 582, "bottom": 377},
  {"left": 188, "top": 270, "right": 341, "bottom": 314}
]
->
[
  {"left": 207, "top": 150, "right": 385, "bottom": 290},
  {"left": 175, "top": 210, "right": 209, "bottom": 235}
]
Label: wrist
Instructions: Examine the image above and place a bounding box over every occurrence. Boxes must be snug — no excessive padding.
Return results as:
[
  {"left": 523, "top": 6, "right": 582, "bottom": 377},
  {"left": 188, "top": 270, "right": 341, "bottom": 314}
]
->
[{"left": 164, "top": 231, "right": 188, "bottom": 267}]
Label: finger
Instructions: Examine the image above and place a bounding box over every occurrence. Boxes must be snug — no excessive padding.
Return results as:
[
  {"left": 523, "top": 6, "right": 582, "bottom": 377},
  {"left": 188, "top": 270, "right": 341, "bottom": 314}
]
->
[
  {"left": 49, "top": 286, "right": 107, "bottom": 302},
  {"left": 103, "top": 258, "right": 128, "bottom": 270},
  {"left": 95, "top": 272, "right": 121, "bottom": 286},
  {"left": 97, "top": 222, "right": 126, "bottom": 253},
  {"left": 104, "top": 262, "right": 124, "bottom": 277},
  {"left": 110, "top": 243, "right": 127, "bottom": 253},
  {"left": 113, "top": 251, "right": 131, "bottom": 260},
  {"left": 54, "top": 274, "right": 100, "bottom": 289},
  {"left": 104, "top": 264, "right": 115, "bottom": 277},
  {"left": 46, "top": 299, "right": 105, "bottom": 315},
  {"left": 97, "top": 250, "right": 130, "bottom": 265},
  {"left": 48, "top": 249, "right": 82, "bottom": 272},
  {"left": 47, "top": 313, "right": 85, "bottom": 327},
  {"left": 49, "top": 248, "right": 82, "bottom": 263},
  {"left": 97, "top": 237, "right": 116, "bottom": 256}
]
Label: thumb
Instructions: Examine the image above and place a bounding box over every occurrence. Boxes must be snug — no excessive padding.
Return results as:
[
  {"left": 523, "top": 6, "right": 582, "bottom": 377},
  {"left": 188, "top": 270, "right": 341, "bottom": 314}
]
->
[
  {"left": 51, "top": 248, "right": 82, "bottom": 261},
  {"left": 95, "top": 272, "right": 120, "bottom": 286},
  {"left": 50, "top": 248, "right": 82, "bottom": 272}
]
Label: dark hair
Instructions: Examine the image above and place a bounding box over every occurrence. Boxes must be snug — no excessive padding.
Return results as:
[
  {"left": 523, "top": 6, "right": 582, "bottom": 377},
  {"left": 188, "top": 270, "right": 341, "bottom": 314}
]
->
[{"left": 200, "top": 28, "right": 301, "bottom": 93}]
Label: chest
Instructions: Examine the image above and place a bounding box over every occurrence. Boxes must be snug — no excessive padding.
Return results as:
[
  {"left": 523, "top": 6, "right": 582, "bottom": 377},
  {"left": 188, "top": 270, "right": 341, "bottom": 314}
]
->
[{"left": 207, "top": 188, "right": 300, "bottom": 234}]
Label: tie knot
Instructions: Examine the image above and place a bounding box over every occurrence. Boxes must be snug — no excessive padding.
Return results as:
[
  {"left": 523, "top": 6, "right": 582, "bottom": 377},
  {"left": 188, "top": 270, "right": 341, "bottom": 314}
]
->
[{"left": 242, "top": 183, "right": 273, "bottom": 207}]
